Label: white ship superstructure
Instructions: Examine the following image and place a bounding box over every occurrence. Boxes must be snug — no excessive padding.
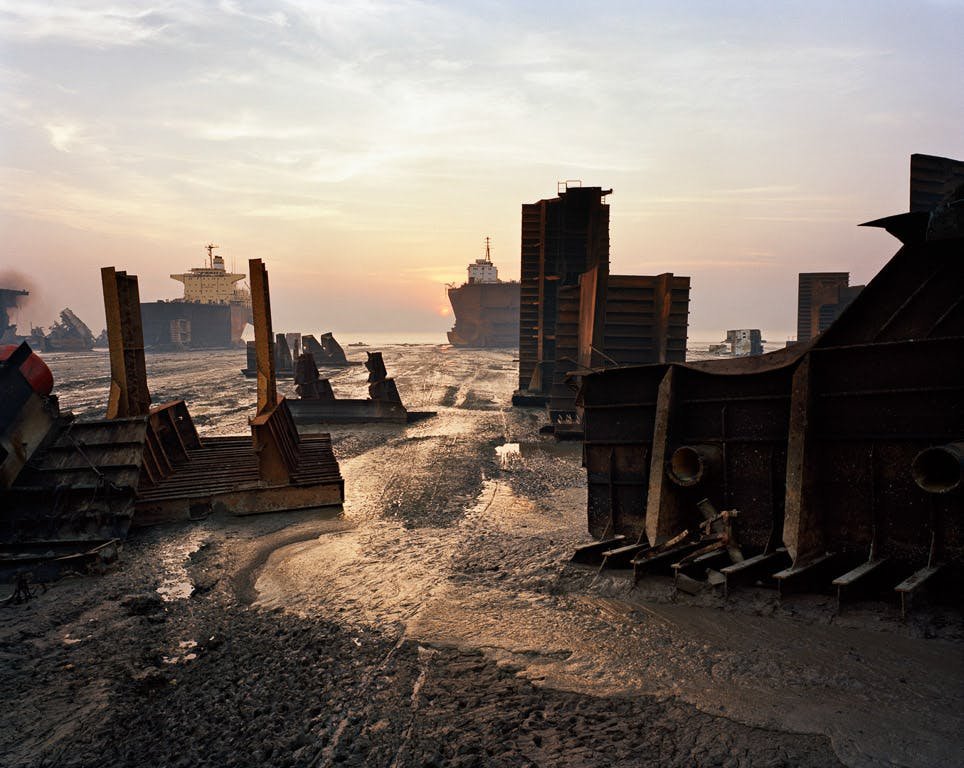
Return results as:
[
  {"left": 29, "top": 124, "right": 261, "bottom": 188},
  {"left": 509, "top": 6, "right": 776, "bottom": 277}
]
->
[
  {"left": 466, "top": 237, "right": 500, "bottom": 284},
  {"left": 170, "top": 244, "right": 251, "bottom": 308}
]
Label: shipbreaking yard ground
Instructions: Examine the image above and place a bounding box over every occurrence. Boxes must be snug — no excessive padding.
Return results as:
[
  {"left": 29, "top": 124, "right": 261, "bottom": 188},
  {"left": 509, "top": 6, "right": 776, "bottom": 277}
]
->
[{"left": 2, "top": 346, "right": 961, "bottom": 768}]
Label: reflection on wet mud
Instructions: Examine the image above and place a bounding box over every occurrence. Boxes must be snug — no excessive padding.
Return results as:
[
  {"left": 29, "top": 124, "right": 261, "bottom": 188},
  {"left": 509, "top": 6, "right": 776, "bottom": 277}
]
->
[{"left": 495, "top": 442, "right": 520, "bottom": 468}]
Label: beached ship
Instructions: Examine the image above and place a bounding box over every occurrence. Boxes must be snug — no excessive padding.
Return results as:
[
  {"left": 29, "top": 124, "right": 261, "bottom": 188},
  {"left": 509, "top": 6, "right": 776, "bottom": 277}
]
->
[
  {"left": 140, "top": 244, "right": 253, "bottom": 349},
  {"left": 446, "top": 238, "right": 520, "bottom": 347}
]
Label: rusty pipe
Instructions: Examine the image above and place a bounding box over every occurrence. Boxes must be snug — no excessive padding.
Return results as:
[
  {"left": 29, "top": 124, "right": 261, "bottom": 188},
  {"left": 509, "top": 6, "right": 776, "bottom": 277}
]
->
[
  {"left": 668, "top": 445, "right": 722, "bottom": 487},
  {"left": 912, "top": 442, "right": 964, "bottom": 494}
]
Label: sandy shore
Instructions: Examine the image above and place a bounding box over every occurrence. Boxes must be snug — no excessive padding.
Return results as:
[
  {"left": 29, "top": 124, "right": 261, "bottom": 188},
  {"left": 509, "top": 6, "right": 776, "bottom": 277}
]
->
[{"left": 2, "top": 345, "right": 961, "bottom": 767}]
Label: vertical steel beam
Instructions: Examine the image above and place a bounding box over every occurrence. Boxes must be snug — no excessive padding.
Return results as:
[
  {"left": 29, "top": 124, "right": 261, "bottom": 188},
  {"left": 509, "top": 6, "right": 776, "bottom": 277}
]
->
[
  {"left": 249, "top": 258, "right": 276, "bottom": 416},
  {"left": 652, "top": 273, "right": 674, "bottom": 364},
  {"left": 783, "top": 353, "right": 823, "bottom": 564},
  {"left": 101, "top": 267, "right": 150, "bottom": 418},
  {"left": 645, "top": 366, "right": 680, "bottom": 545}
]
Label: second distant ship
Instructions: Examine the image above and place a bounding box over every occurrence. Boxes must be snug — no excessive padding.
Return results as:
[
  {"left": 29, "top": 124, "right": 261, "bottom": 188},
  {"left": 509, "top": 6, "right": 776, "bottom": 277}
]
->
[{"left": 447, "top": 238, "right": 520, "bottom": 347}]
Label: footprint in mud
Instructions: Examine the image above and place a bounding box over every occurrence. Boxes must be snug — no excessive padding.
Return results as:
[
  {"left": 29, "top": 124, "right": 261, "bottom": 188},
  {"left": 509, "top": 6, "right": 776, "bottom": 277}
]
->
[
  {"left": 458, "top": 389, "right": 496, "bottom": 409},
  {"left": 439, "top": 385, "right": 459, "bottom": 407}
]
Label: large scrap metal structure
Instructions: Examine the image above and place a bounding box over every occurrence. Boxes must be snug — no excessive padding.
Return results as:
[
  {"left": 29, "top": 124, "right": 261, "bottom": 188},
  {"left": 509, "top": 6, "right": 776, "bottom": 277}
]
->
[
  {"left": 40, "top": 308, "right": 97, "bottom": 352},
  {"left": 0, "top": 261, "right": 343, "bottom": 579},
  {"left": 576, "top": 157, "right": 964, "bottom": 611},
  {"left": 514, "top": 183, "right": 690, "bottom": 424}
]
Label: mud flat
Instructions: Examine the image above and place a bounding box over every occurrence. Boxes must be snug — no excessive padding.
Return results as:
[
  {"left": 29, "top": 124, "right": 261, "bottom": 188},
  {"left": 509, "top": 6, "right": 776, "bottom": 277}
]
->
[{"left": 2, "top": 345, "right": 961, "bottom": 767}]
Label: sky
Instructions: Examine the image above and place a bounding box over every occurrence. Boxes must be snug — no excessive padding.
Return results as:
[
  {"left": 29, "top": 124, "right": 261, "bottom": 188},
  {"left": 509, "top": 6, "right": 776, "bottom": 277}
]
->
[{"left": 1, "top": 0, "right": 962, "bottom": 341}]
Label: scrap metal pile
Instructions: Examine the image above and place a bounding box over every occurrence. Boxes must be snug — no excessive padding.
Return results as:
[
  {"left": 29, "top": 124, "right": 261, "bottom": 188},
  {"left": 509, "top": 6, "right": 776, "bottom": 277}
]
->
[
  {"left": 0, "top": 260, "right": 343, "bottom": 580},
  {"left": 575, "top": 158, "right": 964, "bottom": 614},
  {"left": 243, "top": 331, "right": 349, "bottom": 379},
  {"left": 287, "top": 349, "right": 433, "bottom": 425}
]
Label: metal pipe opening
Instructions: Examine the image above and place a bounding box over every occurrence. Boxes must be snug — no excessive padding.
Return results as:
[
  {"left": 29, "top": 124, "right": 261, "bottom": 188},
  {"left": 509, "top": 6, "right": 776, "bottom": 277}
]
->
[
  {"left": 912, "top": 442, "right": 964, "bottom": 494},
  {"left": 668, "top": 445, "right": 719, "bottom": 487}
]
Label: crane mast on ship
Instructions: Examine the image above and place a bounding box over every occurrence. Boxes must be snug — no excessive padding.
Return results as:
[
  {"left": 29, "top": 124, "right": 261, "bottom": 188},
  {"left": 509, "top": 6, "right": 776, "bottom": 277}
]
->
[{"left": 206, "top": 243, "right": 220, "bottom": 268}]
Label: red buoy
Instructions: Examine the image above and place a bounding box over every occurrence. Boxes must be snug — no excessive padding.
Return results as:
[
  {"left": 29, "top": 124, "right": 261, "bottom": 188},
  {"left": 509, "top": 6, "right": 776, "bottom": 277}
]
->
[{"left": 0, "top": 344, "right": 54, "bottom": 396}]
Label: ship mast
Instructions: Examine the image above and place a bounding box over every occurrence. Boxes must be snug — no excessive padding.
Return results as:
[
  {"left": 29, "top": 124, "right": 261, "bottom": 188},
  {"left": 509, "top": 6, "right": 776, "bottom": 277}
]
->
[
  {"left": 206, "top": 242, "right": 220, "bottom": 268},
  {"left": 484, "top": 236, "right": 491, "bottom": 263}
]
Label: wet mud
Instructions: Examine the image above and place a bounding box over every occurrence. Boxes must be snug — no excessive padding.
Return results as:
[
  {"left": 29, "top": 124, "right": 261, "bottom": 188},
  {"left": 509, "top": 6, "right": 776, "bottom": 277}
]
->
[{"left": 2, "top": 345, "right": 961, "bottom": 767}]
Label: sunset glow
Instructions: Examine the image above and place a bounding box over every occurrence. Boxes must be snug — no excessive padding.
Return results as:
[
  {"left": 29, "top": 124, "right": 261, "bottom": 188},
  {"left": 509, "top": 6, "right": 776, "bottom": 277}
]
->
[{"left": 1, "top": 1, "right": 961, "bottom": 340}]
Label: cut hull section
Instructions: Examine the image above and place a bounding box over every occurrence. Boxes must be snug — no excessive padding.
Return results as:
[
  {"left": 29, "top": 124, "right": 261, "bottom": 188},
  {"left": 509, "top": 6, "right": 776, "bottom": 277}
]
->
[{"left": 447, "top": 281, "right": 520, "bottom": 347}]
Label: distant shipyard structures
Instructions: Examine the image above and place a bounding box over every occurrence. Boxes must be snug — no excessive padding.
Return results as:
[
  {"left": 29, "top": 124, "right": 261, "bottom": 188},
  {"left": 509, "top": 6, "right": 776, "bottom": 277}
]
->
[
  {"left": 796, "top": 273, "right": 863, "bottom": 344},
  {"left": 140, "top": 244, "right": 253, "bottom": 350},
  {"left": 241, "top": 331, "right": 349, "bottom": 379},
  {"left": 513, "top": 182, "right": 690, "bottom": 431},
  {"left": 0, "top": 288, "right": 29, "bottom": 345},
  {"left": 709, "top": 329, "right": 764, "bottom": 357},
  {"left": 0, "top": 288, "right": 100, "bottom": 352},
  {"left": 446, "top": 237, "right": 520, "bottom": 347}
]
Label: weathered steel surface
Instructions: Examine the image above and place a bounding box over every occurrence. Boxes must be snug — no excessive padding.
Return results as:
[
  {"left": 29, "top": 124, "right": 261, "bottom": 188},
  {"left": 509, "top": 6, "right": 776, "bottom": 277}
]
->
[
  {"left": 580, "top": 364, "right": 667, "bottom": 540},
  {"left": 288, "top": 399, "right": 409, "bottom": 425},
  {"left": 784, "top": 337, "right": 964, "bottom": 567},
  {"left": 549, "top": 272, "right": 691, "bottom": 424},
  {"left": 518, "top": 202, "right": 543, "bottom": 390},
  {"left": 134, "top": 431, "right": 343, "bottom": 523},
  {"left": 102, "top": 267, "right": 150, "bottom": 418},
  {"left": 3, "top": 415, "right": 148, "bottom": 548},
  {"left": 302, "top": 333, "right": 349, "bottom": 366},
  {"left": 516, "top": 185, "right": 611, "bottom": 398},
  {"left": 249, "top": 258, "right": 277, "bottom": 416}
]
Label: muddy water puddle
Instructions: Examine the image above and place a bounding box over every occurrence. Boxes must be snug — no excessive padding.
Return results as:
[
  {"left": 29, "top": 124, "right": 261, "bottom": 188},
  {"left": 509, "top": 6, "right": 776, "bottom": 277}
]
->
[{"left": 154, "top": 530, "right": 212, "bottom": 602}]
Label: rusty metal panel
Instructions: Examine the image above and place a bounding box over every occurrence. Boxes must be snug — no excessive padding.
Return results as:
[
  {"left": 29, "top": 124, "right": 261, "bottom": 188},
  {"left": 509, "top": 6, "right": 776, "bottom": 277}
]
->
[
  {"left": 549, "top": 272, "right": 691, "bottom": 423},
  {"left": 785, "top": 337, "right": 964, "bottom": 568},
  {"left": 601, "top": 274, "right": 690, "bottom": 365},
  {"left": 101, "top": 267, "right": 150, "bottom": 418},
  {"left": 577, "top": 265, "right": 606, "bottom": 371},
  {"left": 134, "top": 431, "right": 343, "bottom": 524},
  {"left": 547, "top": 285, "right": 582, "bottom": 422},
  {"left": 579, "top": 364, "right": 668, "bottom": 539},
  {"left": 518, "top": 202, "right": 543, "bottom": 390},
  {"left": 517, "top": 186, "right": 610, "bottom": 396},
  {"left": 3, "top": 416, "right": 148, "bottom": 547},
  {"left": 655, "top": 363, "right": 796, "bottom": 552},
  {"left": 249, "top": 258, "right": 277, "bottom": 416}
]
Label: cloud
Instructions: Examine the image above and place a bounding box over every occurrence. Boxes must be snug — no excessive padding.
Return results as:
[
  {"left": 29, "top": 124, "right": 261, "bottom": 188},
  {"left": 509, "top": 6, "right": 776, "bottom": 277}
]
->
[
  {"left": 45, "top": 122, "right": 81, "bottom": 151},
  {"left": 0, "top": 3, "right": 189, "bottom": 47},
  {"left": 245, "top": 203, "right": 342, "bottom": 221}
]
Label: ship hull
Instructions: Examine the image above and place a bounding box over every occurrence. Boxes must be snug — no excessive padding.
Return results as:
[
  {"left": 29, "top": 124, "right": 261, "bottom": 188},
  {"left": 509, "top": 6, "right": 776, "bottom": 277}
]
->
[
  {"left": 141, "top": 301, "right": 249, "bottom": 350},
  {"left": 447, "top": 282, "right": 520, "bottom": 347}
]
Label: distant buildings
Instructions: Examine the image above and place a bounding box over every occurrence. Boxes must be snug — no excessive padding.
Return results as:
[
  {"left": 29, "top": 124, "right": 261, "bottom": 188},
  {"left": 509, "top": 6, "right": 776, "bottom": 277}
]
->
[
  {"left": 708, "top": 330, "right": 763, "bottom": 356},
  {"left": 796, "top": 273, "right": 863, "bottom": 344},
  {"left": 727, "top": 329, "right": 763, "bottom": 356}
]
